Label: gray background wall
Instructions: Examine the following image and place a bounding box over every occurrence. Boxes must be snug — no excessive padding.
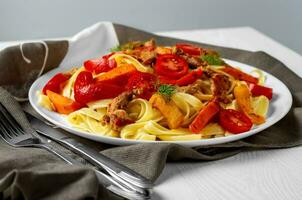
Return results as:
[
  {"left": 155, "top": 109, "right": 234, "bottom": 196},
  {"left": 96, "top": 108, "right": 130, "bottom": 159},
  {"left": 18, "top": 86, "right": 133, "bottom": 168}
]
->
[{"left": 0, "top": 0, "right": 301, "bottom": 54}]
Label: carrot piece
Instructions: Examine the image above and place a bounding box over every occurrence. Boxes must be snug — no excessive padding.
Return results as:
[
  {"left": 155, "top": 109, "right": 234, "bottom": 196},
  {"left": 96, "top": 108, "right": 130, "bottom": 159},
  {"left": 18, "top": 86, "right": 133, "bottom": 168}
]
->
[
  {"left": 46, "top": 90, "right": 82, "bottom": 114},
  {"left": 189, "top": 100, "right": 220, "bottom": 133},
  {"left": 95, "top": 63, "right": 137, "bottom": 84},
  {"left": 233, "top": 83, "right": 265, "bottom": 125},
  {"left": 222, "top": 66, "right": 258, "bottom": 84}
]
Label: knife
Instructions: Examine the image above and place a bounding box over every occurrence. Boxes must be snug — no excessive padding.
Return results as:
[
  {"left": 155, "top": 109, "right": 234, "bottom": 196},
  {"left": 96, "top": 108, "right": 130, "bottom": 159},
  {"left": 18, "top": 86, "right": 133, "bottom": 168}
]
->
[{"left": 25, "top": 112, "right": 153, "bottom": 192}]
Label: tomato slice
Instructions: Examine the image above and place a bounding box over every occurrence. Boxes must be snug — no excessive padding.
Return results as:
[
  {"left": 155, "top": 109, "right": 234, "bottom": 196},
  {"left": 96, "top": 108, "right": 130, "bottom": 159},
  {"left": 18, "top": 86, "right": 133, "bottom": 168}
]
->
[
  {"left": 155, "top": 54, "right": 189, "bottom": 79},
  {"left": 219, "top": 109, "right": 253, "bottom": 134},
  {"left": 84, "top": 53, "right": 116, "bottom": 74},
  {"left": 127, "top": 71, "right": 157, "bottom": 100},
  {"left": 176, "top": 43, "right": 201, "bottom": 56}
]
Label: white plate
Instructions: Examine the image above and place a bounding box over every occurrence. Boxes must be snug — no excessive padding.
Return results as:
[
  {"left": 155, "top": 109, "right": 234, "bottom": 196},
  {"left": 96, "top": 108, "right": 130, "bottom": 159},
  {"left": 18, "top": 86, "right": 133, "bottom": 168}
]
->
[{"left": 29, "top": 59, "right": 292, "bottom": 147}]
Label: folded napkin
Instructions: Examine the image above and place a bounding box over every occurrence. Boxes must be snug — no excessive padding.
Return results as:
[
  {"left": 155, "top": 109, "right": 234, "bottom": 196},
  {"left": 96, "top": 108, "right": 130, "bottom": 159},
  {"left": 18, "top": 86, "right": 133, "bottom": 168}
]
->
[{"left": 0, "top": 22, "right": 301, "bottom": 200}]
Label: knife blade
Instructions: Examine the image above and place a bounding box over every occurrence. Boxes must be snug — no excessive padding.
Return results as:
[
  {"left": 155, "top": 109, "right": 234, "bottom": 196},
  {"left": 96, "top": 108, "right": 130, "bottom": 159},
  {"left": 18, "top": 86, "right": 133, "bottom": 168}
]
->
[{"left": 25, "top": 112, "right": 153, "bottom": 192}]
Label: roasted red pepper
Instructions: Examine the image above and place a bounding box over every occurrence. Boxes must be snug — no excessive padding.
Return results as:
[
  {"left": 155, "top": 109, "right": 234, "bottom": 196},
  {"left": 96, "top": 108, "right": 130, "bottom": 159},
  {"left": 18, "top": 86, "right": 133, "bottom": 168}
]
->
[
  {"left": 222, "top": 66, "right": 258, "bottom": 84},
  {"left": 219, "top": 109, "right": 252, "bottom": 134},
  {"left": 248, "top": 83, "right": 273, "bottom": 100},
  {"left": 96, "top": 64, "right": 137, "bottom": 85},
  {"left": 42, "top": 73, "right": 71, "bottom": 94},
  {"left": 84, "top": 53, "right": 116, "bottom": 74},
  {"left": 74, "top": 71, "right": 125, "bottom": 104},
  {"left": 127, "top": 71, "right": 157, "bottom": 100},
  {"left": 176, "top": 43, "right": 201, "bottom": 56},
  {"left": 155, "top": 54, "right": 189, "bottom": 79},
  {"left": 159, "top": 68, "right": 203, "bottom": 86},
  {"left": 189, "top": 99, "right": 220, "bottom": 133}
]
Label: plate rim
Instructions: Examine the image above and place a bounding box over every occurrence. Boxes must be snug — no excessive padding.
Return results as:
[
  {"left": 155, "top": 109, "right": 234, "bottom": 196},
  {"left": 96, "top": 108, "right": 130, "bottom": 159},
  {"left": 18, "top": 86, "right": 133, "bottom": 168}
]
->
[{"left": 28, "top": 58, "right": 293, "bottom": 147}]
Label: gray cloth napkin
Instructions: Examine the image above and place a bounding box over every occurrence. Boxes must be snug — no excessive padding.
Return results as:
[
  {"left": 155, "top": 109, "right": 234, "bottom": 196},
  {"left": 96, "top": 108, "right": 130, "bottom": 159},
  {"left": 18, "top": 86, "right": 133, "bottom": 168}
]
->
[{"left": 0, "top": 23, "right": 301, "bottom": 200}]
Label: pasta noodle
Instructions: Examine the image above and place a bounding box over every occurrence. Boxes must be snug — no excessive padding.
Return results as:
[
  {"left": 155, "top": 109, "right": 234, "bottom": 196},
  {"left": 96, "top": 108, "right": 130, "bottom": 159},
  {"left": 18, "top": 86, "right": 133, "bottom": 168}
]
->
[
  {"left": 109, "top": 54, "right": 153, "bottom": 73},
  {"left": 39, "top": 40, "right": 272, "bottom": 142}
]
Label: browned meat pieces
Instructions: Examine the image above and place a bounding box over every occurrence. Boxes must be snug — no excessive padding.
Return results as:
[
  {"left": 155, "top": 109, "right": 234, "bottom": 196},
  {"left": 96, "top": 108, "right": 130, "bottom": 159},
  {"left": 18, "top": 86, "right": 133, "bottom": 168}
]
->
[
  {"left": 124, "top": 39, "right": 156, "bottom": 66},
  {"left": 211, "top": 73, "right": 232, "bottom": 103},
  {"left": 102, "top": 91, "right": 134, "bottom": 131},
  {"left": 174, "top": 48, "right": 205, "bottom": 67},
  {"left": 140, "top": 50, "right": 156, "bottom": 65}
]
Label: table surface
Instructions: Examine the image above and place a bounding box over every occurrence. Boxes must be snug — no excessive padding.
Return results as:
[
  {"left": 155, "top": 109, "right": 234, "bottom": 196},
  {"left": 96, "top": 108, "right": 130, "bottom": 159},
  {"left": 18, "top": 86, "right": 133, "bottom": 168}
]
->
[
  {"left": 1, "top": 27, "right": 302, "bottom": 200},
  {"left": 153, "top": 27, "right": 302, "bottom": 200}
]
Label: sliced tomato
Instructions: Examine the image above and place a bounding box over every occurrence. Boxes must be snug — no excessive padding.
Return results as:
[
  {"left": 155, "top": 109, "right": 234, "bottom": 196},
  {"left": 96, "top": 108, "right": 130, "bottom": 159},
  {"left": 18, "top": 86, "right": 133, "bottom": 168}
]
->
[
  {"left": 42, "top": 73, "right": 71, "bottom": 94},
  {"left": 84, "top": 53, "right": 116, "bottom": 74},
  {"left": 127, "top": 71, "right": 157, "bottom": 100},
  {"left": 155, "top": 54, "right": 189, "bottom": 79},
  {"left": 176, "top": 43, "right": 201, "bottom": 56},
  {"left": 248, "top": 83, "right": 273, "bottom": 100},
  {"left": 219, "top": 109, "right": 253, "bottom": 134}
]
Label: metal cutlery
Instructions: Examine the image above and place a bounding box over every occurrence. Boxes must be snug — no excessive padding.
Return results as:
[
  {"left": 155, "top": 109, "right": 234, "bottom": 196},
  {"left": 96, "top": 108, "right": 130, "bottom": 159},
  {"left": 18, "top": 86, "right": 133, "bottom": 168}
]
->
[
  {"left": 0, "top": 103, "right": 149, "bottom": 200},
  {"left": 25, "top": 111, "right": 153, "bottom": 191}
]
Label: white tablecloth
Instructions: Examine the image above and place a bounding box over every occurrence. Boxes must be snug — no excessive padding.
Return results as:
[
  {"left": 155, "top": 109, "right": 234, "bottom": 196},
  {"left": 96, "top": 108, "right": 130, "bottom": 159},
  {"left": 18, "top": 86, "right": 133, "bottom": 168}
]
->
[
  {"left": 1, "top": 27, "right": 302, "bottom": 200},
  {"left": 153, "top": 27, "right": 302, "bottom": 200}
]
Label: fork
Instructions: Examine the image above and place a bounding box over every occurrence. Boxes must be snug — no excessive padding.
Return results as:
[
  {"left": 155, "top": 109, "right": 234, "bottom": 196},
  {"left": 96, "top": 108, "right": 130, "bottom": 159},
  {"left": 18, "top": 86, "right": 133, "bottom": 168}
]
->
[{"left": 0, "top": 103, "right": 149, "bottom": 200}]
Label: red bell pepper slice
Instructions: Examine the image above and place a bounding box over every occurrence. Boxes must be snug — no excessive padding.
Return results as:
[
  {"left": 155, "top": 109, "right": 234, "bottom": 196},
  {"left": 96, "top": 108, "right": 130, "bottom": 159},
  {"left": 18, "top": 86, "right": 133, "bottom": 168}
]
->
[
  {"left": 176, "top": 43, "right": 201, "bottom": 56},
  {"left": 222, "top": 66, "right": 258, "bottom": 84},
  {"left": 42, "top": 73, "right": 71, "bottom": 95},
  {"left": 84, "top": 53, "right": 116, "bottom": 74},
  {"left": 219, "top": 109, "right": 252, "bottom": 134},
  {"left": 74, "top": 71, "right": 125, "bottom": 104},
  {"left": 127, "top": 71, "right": 157, "bottom": 100},
  {"left": 159, "top": 68, "right": 203, "bottom": 86},
  {"left": 248, "top": 83, "right": 273, "bottom": 100},
  {"left": 189, "top": 99, "right": 220, "bottom": 133},
  {"left": 155, "top": 54, "right": 189, "bottom": 79}
]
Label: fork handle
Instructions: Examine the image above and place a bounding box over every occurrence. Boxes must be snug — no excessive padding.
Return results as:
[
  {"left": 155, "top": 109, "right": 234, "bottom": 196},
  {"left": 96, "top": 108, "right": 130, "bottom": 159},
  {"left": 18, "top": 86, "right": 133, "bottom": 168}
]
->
[
  {"left": 38, "top": 142, "right": 149, "bottom": 199},
  {"left": 38, "top": 142, "right": 79, "bottom": 165}
]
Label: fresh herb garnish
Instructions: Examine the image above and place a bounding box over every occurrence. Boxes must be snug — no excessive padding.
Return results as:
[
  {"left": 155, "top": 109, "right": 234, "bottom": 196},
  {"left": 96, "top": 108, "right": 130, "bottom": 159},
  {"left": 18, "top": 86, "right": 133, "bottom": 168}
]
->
[
  {"left": 110, "top": 45, "right": 122, "bottom": 52},
  {"left": 158, "top": 84, "right": 176, "bottom": 99},
  {"left": 201, "top": 55, "right": 225, "bottom": 66}
]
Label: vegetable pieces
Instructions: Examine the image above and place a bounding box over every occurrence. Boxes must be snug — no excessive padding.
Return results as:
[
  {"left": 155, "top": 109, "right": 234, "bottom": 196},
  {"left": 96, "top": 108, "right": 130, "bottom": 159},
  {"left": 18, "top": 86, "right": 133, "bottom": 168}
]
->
[
  {"left": 95, "top": 63, "right": 136, "bottom": 85},
  {"left": 219, "top": 109, "right": 252, "bottom": 134},
  {"left": 42, "top": 73, "right": 70, "bottom": 95},
  {"left": 189, "top": 99, "right": 220, "bottom": 133},
  {"left": 149, "top": 93, "right": 184, "bottom": 129},
  {"left": 234, "top": 83, "right": 265, "bottom": 125},
  {"left": 248, "top": 83, "right": 273, "bottom": 100},
  {"left": 84, "top": 53, "right": 116, "bottom": 74},
  {"left": 74, "top": 71, "right": 125, "bottom": 104},
  {"left": 155, "top": 54, "right": 189, "bottom": 79},
  {"left": 158, "top": 84, "right": 176, "bottom": 99},
  {"left": 158, "top": 69, "right": 203, "bottom": 86},
  {"left": 46, "top": 90, "right": 82, "bottom": 114},
  {"left": 223, "top": 66, "right": 258, "bottom": 84}
]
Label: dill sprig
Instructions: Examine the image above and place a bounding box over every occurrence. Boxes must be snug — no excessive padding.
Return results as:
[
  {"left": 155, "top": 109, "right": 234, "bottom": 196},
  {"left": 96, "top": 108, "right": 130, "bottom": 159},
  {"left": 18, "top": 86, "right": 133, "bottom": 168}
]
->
[
  {"left": 110, "top": 45, "right": 122, "bottom": 52},
  {"left": 158, "top": 84, "right": 176, "bottom": 99},
  {"left": 201, "top": 54, "right": 225, "bottom": 66}
]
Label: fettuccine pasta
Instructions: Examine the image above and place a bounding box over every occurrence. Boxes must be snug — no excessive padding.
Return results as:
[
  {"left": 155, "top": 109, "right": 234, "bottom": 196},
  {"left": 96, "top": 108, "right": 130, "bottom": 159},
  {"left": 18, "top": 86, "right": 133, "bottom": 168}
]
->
[{"left": 38, "top": 39, "right": 272, "bottom": 141}]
